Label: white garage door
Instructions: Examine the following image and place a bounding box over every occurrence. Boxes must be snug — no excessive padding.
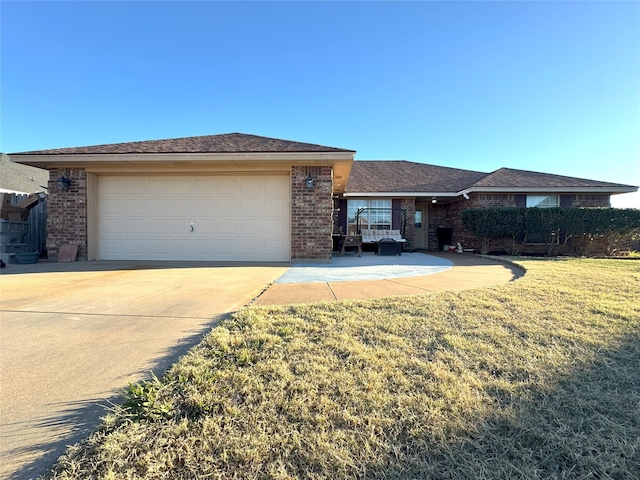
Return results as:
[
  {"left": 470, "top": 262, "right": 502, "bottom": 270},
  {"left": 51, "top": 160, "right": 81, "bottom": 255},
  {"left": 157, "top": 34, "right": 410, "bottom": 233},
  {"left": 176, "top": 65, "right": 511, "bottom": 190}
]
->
[{"left": 98, "top": 175, "right": 290, "bottom": 262}]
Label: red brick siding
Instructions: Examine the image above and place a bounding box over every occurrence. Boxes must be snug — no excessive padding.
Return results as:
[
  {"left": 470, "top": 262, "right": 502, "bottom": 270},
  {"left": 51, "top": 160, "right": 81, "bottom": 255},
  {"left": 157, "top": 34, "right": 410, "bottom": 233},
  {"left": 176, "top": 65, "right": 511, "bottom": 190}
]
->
[
  {"left": 46, "top": 168, "right": 88, "bottom": 260},
  {"left": 572, "top": 194, "right": 610, "bottom": 208},
  {"left": 291, "top": 166, "right": 333, "bottom": 262},
  {"left": 450, "top": 192, "right": 612, "bottom": 252},
  {"left": 400, "top": 198, "right": 416, "bottom": 249}
]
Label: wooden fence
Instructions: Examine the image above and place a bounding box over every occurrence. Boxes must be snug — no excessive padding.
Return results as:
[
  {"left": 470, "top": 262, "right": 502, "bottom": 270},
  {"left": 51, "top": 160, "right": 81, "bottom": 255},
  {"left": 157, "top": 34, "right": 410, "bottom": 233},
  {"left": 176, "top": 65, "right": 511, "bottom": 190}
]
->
[{"left": 8, "top": 193, "right": 48, "bottom": 254}]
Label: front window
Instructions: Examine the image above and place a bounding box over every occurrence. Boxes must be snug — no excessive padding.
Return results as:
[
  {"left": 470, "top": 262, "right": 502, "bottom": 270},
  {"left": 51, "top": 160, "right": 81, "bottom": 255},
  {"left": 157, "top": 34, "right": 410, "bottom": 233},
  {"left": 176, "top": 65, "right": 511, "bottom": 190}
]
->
[
  {"left": 347, "top": 199, "right": 392, "bottom": 234},
  {"left": 526, "top": 195, "right": 559, "bottom": 208}
]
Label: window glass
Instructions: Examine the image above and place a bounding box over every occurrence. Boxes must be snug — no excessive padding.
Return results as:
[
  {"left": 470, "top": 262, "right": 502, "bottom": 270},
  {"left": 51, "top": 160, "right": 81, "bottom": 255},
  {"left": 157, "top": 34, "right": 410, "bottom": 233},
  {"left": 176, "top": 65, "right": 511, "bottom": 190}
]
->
[
  {"left": 526, "top": 195, "right": 559, "bottom": 208},
  {"left": 347, "top": 199, "right": 392, "bottom": 234},
  {"left": 415, "top": 210, "right": 422, "bottom": 228}
]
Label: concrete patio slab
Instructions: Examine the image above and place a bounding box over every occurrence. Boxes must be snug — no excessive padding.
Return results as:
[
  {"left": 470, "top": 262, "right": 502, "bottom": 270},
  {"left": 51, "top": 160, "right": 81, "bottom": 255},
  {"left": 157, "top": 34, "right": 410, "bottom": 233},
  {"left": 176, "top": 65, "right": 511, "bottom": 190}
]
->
[{"left": 253, "top": 252, "right": 524, "bottom": 306}]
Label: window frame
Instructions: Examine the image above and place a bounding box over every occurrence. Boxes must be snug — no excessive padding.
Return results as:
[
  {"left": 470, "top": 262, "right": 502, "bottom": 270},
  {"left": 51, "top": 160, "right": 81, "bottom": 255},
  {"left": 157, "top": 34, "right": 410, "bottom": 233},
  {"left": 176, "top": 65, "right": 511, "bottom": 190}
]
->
[
  {"left": 346, "top": 199, "right": 392, "bottom": 234},
  {"left": 526, "top": 195, "right": 559, "bottom": 209}
]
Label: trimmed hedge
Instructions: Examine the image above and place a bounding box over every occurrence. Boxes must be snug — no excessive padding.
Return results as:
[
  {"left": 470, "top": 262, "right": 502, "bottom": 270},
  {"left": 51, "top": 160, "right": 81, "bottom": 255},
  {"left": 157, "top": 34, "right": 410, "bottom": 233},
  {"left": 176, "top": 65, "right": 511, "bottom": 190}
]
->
[{"left": 462, "top": 208, "right": 640, "bottom": 256}]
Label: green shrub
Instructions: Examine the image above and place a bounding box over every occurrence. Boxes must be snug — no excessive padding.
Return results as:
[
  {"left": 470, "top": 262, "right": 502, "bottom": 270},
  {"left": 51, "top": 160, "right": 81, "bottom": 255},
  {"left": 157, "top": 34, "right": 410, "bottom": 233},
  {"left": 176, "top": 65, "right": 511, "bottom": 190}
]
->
[{"left": 462, "top": 207, "right": 640, "bottom": 256}]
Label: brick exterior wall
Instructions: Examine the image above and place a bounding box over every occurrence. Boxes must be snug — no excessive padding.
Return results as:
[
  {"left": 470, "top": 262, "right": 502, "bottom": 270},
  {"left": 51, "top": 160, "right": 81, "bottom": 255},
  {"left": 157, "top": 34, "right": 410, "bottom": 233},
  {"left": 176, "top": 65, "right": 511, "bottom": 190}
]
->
[
  {"left": 46, "top": 167, "right": 88, "bottom": 260},
  {"left": 45, "top": 166, "right": 334, "bottom": 263},
  {"left": 400, "top": 198, "right": 416, "bottom": 250},
  {"left": 572, "top": 194, "right": 610, "bottom": 208},
  {"left": 447, "top": 192, "right": 612, "bottom": 253},
  {"left": 290, "top": 166, "right": 334, "bottom": 262}
]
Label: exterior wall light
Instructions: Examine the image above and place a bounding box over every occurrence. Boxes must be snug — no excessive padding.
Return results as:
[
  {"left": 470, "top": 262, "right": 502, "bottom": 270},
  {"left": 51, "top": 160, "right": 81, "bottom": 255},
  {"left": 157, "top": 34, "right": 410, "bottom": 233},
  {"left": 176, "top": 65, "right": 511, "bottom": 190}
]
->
[
  {"left": 305, "top": 174, "right": 315, "bottom": 189},
  {"left": 432, "top": 197, "right": 437, "bottom": 204},
  {"left": 57, "top": 176, "right": 71, "bottom": 191}
]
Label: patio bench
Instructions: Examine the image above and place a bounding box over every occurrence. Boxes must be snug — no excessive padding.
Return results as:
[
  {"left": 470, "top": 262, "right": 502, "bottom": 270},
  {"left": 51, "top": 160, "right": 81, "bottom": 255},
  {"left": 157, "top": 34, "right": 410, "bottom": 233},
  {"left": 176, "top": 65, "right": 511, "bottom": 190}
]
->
[
  {"left": 340, "top": 235, "right": 362, "bottom": 257},
  {"left": 360, "top": 229, "right": 406, "bottom": 244}
]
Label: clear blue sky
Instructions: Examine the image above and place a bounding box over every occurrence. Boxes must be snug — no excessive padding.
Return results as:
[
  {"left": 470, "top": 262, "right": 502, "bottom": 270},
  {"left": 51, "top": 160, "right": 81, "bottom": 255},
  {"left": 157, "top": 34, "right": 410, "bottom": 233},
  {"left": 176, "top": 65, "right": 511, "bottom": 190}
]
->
[{"left": 2, "top": 1, "right": 638, "bottom": 207}]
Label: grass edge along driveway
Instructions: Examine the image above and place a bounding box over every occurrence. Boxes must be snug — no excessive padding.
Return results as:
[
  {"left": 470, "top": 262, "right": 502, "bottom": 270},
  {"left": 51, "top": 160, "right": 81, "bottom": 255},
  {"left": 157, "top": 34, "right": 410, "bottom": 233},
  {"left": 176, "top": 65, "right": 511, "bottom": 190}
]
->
[{"left": 44, "top": 258, "right": 640, "bottom": 479}]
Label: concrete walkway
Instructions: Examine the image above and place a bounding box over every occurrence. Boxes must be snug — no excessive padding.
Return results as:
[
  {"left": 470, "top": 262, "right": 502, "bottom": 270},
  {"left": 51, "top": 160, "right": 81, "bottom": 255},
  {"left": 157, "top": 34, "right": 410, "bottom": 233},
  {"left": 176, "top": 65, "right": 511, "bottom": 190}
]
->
[{"left": 253, "top": 251, "right": 524, "bottom": 305}]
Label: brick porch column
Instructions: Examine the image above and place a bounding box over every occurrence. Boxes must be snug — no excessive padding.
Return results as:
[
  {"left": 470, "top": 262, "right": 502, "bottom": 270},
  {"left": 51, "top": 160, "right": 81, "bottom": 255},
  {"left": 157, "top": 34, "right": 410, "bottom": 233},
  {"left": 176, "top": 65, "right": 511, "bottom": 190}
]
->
[
  {"left": 290, "top": 166, "right": 333, "bottom": 263},
  {"left": 46, "top": 167, "right": 88, "bottom": 260}
]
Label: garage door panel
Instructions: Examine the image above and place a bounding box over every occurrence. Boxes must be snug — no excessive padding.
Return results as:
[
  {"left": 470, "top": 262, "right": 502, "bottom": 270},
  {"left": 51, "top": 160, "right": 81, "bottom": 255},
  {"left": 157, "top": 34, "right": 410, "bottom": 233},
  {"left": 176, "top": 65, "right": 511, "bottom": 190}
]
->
[
  {"left": 217, "top": 178, "right": 239, "bottom": 195},
  {"left": 123, "top": 179, "right": 145, "bottom": 195},
  {"left": 264, "top": 239, "right": 288, "bottom": 256},
  {"left": 264, "top": 176, "right": 289, "bottom": 194},
  {"left": 123, "top": 219, "right": 145, "bottom": 235},
  {"left": 101, "top": 177, "right": 123, "bottom": 195},
  {"left": 192, "top": 219, "right": 215, "bottom": 234},
  {"left": 216, "top": 218, "right": 238, "bottom": 236},
  {"left": 264, "top": 198, "right": 289, "bottom": 216},
  {"left": 193, "top": 198, "right": 216, "bottom": 214},
  {"left": 237, "top": 218, "right": 260, "bottom": 236},
  {"left": 193, "top": 239, "right": 214, "bottom": 254},
  {"left": 128, "top": 201, "right": 146, "bottom": 216},
  {"left": 147, "top": 199, "right": 169, "bottom": 216},
  {"left": 264, "top": 218, "right": 288, "bottom": 237},
  {"left": 147, "top": 239, "right": 169, "bottom": 254},
  {"left": 101, "top": 218, "right": 123, "bottom": 234},
  {"left": 169, "top": 239, "right": 192, "bottom": 254},
  {"left": 237, "top": 239, "right": 263, "bottom": 255},
  {"left": 128, "top": 239, "right": 147, "bottom": 254},
  {"left": 217, "top": 239, "right": 238, "bottom": 254},
  {"left": 193, "top": 178, "right": 217, "bottom": 194},
  {"left": 215, "top": 198, "right": 237, "bottom": 216},
  {"left": 239, "top": 198, "right": 264, "bottom": 215},
  {"left": 100, "top": 198, "right": 124, "bottom": 216},
  {"left": 98, "top": 175, "right": 289, "bottom": 261},
  {"left": 169, "top": 220, "right": 191, "bottom": 235},
  {"left": 239, "top": 177, "right": 264, "bottom": 194},
  {"left": 169, "top": 198, "right": 191, "bottom": 216},
  {"left": 147, "top": 219, "right": 169, "bottom": 234},
  {"left": 147, "top": 179, "right": 170, "bottom": 195},
  {"left": 170, "top": 178, "right": 192, "bottom": 194}
]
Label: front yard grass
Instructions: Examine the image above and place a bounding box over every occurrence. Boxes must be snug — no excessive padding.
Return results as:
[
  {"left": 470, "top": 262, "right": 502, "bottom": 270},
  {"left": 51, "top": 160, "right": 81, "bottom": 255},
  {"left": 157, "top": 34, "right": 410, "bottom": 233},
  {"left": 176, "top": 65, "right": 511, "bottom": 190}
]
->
[{"left": 45, "top": 258, "right": 640, "bottom": 479}]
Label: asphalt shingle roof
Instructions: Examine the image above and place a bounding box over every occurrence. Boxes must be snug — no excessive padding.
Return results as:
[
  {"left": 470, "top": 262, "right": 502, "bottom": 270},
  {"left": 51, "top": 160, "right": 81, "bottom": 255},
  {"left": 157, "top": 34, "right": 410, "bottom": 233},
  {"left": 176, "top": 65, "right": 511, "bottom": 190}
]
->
[
  {"left": 346, "top": 162, "right": 635, "bottom": 194},
  {"left": 11, "top": 133, "right": 355, "bottom": 155},
  {"left": 345, "top": 161, "right": 488, "bottom": 193},
  {"left": 470, "top": 167, "right": 632, "bottom": 189}
]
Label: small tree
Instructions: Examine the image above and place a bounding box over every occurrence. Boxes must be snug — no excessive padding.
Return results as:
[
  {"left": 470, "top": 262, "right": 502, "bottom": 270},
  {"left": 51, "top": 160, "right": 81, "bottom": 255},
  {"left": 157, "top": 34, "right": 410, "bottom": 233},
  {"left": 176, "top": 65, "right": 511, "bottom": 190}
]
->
[
  {"left": 497, "top": 208, "right": 528, "bottom": 255},
  {"left": 461, "top": 209, "right": 500, "bottom": 254},
  {"left": 598, "top": 208, "right": 640, "bottom": 255},
  {"left": 523, "top": 208, "right": 565, "bottom": 256}
]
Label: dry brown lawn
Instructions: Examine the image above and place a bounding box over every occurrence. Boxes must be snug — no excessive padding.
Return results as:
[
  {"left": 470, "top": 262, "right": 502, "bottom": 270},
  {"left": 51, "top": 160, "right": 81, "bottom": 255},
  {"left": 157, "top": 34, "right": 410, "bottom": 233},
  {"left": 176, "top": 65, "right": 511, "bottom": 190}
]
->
[{"left": 44, "top": 258, "right": 640, "bottom": 479}]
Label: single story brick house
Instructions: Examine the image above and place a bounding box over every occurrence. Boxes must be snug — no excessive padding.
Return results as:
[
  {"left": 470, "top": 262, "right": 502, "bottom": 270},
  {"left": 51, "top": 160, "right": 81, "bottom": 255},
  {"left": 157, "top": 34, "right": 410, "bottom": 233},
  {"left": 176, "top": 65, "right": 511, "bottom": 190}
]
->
[{"left": 9, "top": 133, "right": 637, "bottom": 262}]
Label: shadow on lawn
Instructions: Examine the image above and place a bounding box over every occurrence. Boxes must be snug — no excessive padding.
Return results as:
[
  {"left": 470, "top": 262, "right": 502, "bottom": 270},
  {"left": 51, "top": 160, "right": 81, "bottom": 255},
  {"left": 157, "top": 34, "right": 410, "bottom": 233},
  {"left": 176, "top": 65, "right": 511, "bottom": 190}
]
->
[
  {"left": 382, "top": 332, "right": 640, "bottom": 479},
  {"left": 7, "top": 313, "right": 229, "bottom": 480}
]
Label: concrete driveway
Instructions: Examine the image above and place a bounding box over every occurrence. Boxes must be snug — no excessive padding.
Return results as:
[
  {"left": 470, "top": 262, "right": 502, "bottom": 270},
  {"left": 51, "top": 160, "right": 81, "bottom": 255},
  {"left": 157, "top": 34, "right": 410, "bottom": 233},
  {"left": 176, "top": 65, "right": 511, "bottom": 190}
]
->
[{"left": 0, "top": 261, "right": 289, "bottom": 480}]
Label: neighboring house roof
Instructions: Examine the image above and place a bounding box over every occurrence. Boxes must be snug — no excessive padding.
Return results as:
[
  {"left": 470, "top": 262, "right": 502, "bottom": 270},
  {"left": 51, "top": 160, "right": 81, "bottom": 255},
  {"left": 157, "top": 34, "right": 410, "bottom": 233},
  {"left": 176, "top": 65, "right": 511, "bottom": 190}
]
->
[
  {"left": 345, "top": 161, "right": 488, "bottom": 193},
  {"left": 345, "top": 161, "right": 637, "bottom": 197},
  {"left": 0, "top": 153, "right": 48, "bottom": 194},
  {"left": 10, "top": 133, "right": 356, "bottom": 155}
]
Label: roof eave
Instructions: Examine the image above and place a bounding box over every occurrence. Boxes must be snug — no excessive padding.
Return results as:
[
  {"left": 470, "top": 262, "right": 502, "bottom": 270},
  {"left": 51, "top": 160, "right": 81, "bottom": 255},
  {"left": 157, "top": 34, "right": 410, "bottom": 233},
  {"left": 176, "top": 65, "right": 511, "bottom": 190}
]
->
[
  {"left": 9, "top": 151, "right": 356, "bottom": 195},
  {"left": 9, "top": 151, "right": 355, "bottom": 165},
  {"left": 466, "top": 186, "right": 638, "bottom": 194},
  {"left": 343, "top": 191, "right": 460, "bottom": 197}
]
